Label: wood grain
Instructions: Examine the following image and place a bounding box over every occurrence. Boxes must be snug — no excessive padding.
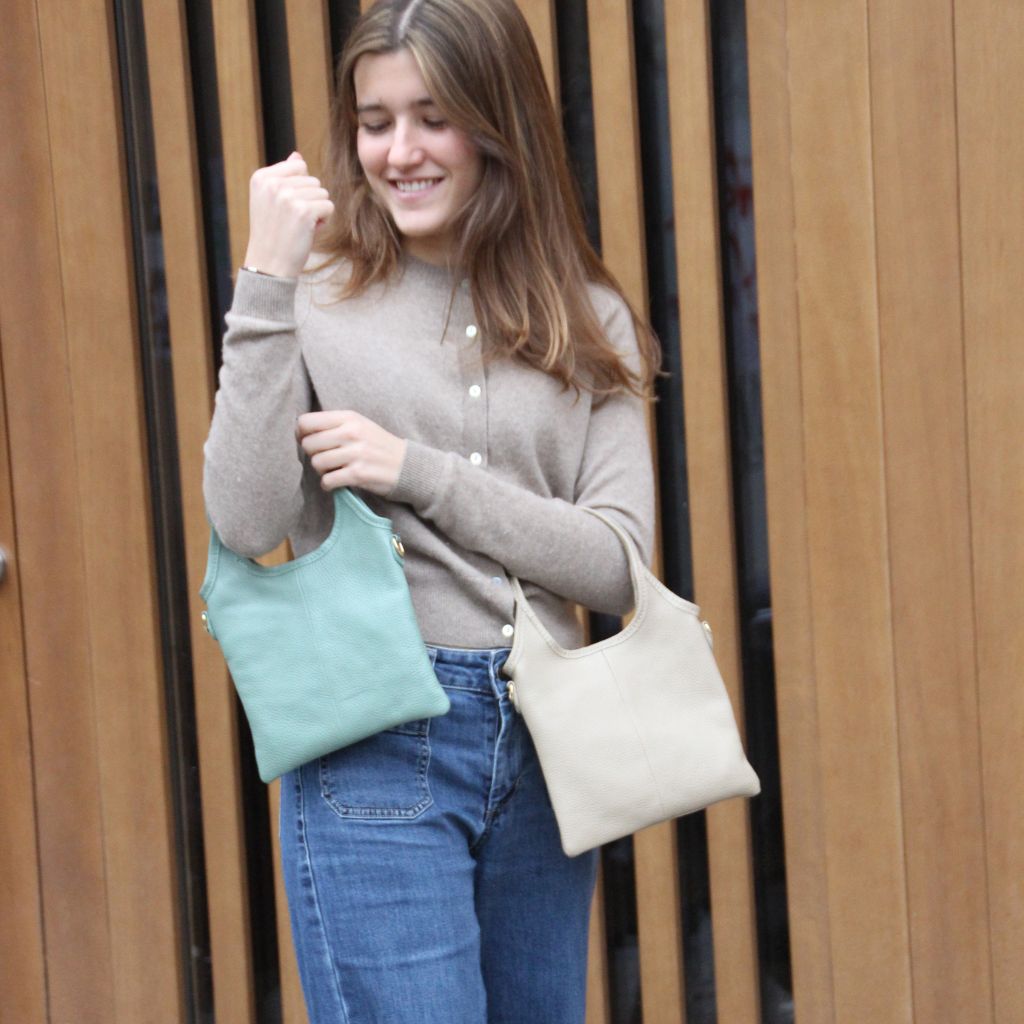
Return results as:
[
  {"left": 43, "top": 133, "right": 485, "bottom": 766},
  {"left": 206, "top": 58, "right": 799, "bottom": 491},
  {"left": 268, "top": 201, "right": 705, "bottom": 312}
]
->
[
  {"left": 285, "top": 0, "right": 332, "bottom": 178},
  {"left": 141, "top": 0, "right": 258, "bottom": 1019},
  {"left": 955, "top": 4, "right": 1024, "bottom": 1022},
  {"left": 269, "top": 780, "right": 308, "bottom": 1023},
  {"left": 869, "top": 1, "right": 993, "bottom": 1020},
  {"left": 786, "top": 0, "right": 912, "bottom": 1018},
  {"left": 664, "top": 0, "right": 761, "bottom": 1019},
  {"left": 211, "top": 0, "right": 265, "bottom": 269},
  {"left": 0, "top": 349, "right": 48, "bottom": 1024},
  {"left": 585, "top": 862, "right": 612, "bottom": 1024},
  {"left": 516, "top": 0, "right": 559, "bottom": 105},
  {"left": 32, "top": 0, "right": 184, "bottom": 1018},
  {"left": 1, "top": 1, "right": 116, "bottom": 1019},
  {"left": 744, "top": 0, "right": 836, "bottom": 1018},
  {"left": 585, "top": 0, "right": 646, "bottom": 305}
]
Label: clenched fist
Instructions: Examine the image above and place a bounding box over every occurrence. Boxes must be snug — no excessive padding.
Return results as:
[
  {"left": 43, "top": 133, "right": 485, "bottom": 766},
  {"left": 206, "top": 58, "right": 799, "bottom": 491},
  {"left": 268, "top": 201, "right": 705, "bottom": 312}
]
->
[
  {"left": 297, "top": 410, "right": 408, "bottom": 496},
  {"left": 242, "top": 152, "right": 335, "bottom": 279}
]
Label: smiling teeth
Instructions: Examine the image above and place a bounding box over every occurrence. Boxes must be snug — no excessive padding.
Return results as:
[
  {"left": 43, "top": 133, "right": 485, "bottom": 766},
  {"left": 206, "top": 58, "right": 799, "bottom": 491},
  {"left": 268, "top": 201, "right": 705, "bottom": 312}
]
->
[{"left": 395, "top": 179, "right": 440, "bottom": 192}]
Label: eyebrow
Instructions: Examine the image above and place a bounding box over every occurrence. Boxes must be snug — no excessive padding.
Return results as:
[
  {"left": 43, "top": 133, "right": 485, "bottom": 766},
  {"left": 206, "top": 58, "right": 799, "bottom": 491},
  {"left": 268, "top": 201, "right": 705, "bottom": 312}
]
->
[{"left": 355, "top": 97, "right": 438, "bottom": 114}]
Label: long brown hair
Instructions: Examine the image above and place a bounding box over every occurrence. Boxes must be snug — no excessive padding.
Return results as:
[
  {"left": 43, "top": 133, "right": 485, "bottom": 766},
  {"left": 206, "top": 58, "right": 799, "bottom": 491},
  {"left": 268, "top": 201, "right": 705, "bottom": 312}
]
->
[{"left": 315, "top": 0, "right": 660, "bottom": 397}]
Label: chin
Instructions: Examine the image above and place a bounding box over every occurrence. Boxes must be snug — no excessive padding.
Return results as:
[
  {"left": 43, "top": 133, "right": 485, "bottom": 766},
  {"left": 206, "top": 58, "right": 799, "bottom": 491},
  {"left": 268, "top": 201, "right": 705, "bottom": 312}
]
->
[{"left": 393, "top": 218, "right": 448, "bottom": 241}]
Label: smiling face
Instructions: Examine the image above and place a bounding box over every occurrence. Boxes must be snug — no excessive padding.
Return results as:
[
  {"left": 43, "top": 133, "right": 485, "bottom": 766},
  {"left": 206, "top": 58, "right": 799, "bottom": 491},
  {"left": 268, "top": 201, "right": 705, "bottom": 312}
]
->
[{"left": 353, "top": 48, "right": 483, "bottom": 266}]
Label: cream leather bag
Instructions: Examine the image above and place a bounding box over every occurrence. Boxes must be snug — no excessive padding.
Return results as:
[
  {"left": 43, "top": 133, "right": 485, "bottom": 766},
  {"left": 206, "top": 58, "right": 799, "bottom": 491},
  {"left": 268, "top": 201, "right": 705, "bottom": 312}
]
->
[{"left": 502, "top": 509, "right": 760, "bottom": 856}]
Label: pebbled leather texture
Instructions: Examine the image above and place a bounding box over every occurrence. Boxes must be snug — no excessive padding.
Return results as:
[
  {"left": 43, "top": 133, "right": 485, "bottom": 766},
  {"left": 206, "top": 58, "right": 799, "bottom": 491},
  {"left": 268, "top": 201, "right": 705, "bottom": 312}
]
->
[
  {"left": 200, "top": 488, "right": 449, "bottom": 783},
  {"left": 503, "top": 509, "right": 760, "bottom": 857}
]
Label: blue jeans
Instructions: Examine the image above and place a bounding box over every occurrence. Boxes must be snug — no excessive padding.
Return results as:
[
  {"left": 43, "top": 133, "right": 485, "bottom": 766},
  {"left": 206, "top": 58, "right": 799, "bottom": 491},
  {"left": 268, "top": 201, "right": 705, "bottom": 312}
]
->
[{"left": 279, "top": 645, "right": 600, "bottom": 1023}]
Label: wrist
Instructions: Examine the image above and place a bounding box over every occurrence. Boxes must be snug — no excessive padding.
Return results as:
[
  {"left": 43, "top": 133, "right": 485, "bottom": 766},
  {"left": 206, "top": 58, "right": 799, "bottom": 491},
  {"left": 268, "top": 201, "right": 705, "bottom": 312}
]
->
[{"left": 241, "top": 252, "right": 301, "bottom": 279}]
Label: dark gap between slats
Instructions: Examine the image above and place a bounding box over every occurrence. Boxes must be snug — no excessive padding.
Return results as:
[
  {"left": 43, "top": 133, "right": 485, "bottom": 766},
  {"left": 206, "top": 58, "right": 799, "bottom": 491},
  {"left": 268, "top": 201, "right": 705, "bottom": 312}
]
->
[
  {"left": 255, "top": 0, "right": 296, "bottom": 163},
  {"left": 633, "top": 2, "right": 719, "bottom": 1021},
  {"left": 185, "top": 0, "right": 232, "bottom": 361},
  {"left": 555, "top": 3, "right": 642, "bottom": 1022},
  {"left": 708, "top": 1, "right": 794, "bottom": 1020},
  {"left": 111, "top": 1, "right": 212, "bottom": 1020},
  {"left": 187, "top": 0, "right": 288, "bottom": 1018},
  {"left": 328, "top": 0, "right": 364, "bottom": 70}
]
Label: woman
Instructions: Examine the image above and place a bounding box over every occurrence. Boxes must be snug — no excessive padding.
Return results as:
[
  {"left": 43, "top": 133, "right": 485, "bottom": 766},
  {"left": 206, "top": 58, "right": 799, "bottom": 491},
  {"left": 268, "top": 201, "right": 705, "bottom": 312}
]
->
[{"left": 204, "top": 0, "right": 659, "bottom": 1020}]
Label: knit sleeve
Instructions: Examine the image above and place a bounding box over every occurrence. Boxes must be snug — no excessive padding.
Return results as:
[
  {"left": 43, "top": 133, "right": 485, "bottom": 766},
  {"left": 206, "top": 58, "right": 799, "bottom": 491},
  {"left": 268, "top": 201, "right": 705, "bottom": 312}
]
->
[
  {"left": 387, "top": 290, "right": 655, "bottom": 615},
  {"left": 202, "top": 268, "right": 314, "bottom": 556}
]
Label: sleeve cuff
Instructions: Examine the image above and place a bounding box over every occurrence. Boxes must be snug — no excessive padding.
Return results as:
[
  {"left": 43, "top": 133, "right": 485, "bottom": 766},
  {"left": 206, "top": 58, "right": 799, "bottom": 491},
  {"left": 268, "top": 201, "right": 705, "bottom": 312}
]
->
[
  {"left": 388, "top": 440, "right": 451, "bottom": 509},
  {"left": 231, "top": 268, "right": 300, "bottom": 324}
]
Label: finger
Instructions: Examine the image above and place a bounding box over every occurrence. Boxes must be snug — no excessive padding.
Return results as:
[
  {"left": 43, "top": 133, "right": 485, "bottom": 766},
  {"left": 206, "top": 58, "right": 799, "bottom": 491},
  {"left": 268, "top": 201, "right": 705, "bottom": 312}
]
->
[
  {"left": 310, "top": 447, "right": 349, "bottom": 474},
  {"left": 320, "top": 467, "right": 356, "bottom": 491},
  {"left": 297, "top": 410, "right": 355, "bottom": 437},
  {"left": 309, "top": 199, "right": 335, "bottom": 222},
  {"left": 299, "top": 429, "right": 341, "bottom": 456},
  {"left": 275, "top": 176, "right": 326, "bottom": 190}
]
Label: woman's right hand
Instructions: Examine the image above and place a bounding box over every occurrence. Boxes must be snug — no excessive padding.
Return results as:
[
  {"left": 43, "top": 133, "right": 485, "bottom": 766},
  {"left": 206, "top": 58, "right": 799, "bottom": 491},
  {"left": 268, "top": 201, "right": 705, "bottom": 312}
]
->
[{"left": 242, "top": 152, "right": 335, "bottom": 278}]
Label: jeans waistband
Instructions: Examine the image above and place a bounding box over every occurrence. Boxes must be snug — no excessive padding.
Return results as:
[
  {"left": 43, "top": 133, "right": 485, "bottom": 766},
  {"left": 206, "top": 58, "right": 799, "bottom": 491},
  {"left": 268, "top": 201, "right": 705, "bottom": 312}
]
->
[{"left": 427, "top": 645, "right": 512, "bottom": 694}]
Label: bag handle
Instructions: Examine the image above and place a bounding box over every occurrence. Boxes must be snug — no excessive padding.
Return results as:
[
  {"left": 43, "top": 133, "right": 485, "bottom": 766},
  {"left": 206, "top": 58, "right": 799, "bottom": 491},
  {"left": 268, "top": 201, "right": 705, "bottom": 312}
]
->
[{"left": 505, "top": 509, "right": 648, "bottom": 657}]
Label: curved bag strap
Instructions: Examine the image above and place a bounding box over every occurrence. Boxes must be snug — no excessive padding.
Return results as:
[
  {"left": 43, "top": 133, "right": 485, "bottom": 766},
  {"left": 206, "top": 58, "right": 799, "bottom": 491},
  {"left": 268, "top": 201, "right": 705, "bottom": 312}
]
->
[{"left": 506, "top": 509, "right": 648, "bottom": 658}]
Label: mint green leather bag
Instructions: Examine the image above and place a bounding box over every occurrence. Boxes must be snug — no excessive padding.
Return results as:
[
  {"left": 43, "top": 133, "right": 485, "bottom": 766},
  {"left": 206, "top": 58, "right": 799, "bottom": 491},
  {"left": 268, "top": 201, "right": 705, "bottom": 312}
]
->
[{"left": 199, "top": 488, "right": 449, "bottom": 783}]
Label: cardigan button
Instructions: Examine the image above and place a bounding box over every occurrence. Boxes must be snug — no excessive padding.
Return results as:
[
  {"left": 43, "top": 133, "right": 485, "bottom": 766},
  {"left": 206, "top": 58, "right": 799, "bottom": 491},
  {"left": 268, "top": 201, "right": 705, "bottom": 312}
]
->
[
  {"left": 466, "top": 324, "right": 478, "bottom": 338},
  {"left": 468, "top": 384, "right": 482, "bottom": 398},
  {"left": 501, "top": 624, "right": 514, "bottom": 639},
  {"left": 469, "top": 452, "right": 483, "bottom": 466}
]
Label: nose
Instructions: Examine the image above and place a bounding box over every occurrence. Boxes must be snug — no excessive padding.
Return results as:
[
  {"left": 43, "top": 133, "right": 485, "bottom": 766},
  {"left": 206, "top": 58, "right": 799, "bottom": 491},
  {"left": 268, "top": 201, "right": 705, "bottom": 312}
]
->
[{"left": 388, "top": 118, "right": 423, "bottom": 170}]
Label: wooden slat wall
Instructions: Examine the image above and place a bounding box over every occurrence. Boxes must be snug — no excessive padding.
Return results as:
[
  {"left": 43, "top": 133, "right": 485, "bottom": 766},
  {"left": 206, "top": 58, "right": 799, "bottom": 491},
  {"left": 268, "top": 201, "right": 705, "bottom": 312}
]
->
[
  {"left": 748, "top": 0, "right": 1023, "bottom": 1022},
  {"left": 141, "top": 0, "right": 258, "bottom": 1020},
  {"left": 0, "top": 5, "right": 116, "bottom": 1020},
  {"left": 585, "top": 3, "right": 690, "bottom": 1023},
  {"left": 1, "top": 0, "right": 184, "bottom": 1022},
  {"left": 665, "top": 2, "right": 761, "bottom": 1022},
  {"left": 272, "top": 7, "right": 337, "bottom": 1020},
  {"left": 4, "top": 0, "right": 1022, "bottom": 1021},
  {"left": 745, "top": 1, "right": 837, "bottom": 1020},
  {"left": 0, "top": 352, "right": 48, "bottom": 1024},
  {"left": 956, "top": 5, "right": 1024, "bottom": 1023},
  {"left": 33, "top": 0, "right": 185, "bottom": 1016},
  {"left": 870, "top": 3, "right": 991, "bottom": 1021}
]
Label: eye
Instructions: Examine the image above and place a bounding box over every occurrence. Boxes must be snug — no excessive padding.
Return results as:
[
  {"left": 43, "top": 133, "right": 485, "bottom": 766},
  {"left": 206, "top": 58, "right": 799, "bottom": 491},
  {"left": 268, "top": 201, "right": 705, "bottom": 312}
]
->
[
  {"left": 422, "top": 117, "right": 447, "bottom": 130},
  {"left": 358, "top": 121, "right": 390, "bottom": 135}
]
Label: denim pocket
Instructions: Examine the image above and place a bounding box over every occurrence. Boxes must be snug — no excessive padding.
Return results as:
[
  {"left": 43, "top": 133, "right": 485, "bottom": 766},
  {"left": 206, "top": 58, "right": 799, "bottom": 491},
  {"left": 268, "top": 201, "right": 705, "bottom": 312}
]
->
[{"left": 318, "top": 718, "right": 432, "bottom": 820}]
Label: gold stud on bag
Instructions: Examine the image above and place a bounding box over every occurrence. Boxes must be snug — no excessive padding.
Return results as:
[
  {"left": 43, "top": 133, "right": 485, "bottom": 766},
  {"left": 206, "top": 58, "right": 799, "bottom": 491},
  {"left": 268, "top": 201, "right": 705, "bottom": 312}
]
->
[{"left": 502, "top": 508, "right": 760, "bottom": 857}]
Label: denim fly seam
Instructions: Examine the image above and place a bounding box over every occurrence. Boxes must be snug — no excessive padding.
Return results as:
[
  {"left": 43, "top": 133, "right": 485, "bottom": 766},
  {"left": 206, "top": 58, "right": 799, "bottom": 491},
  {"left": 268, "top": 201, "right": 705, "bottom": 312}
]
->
[{"left": 427, "top": 645, "right": 518, "bottom": 852}]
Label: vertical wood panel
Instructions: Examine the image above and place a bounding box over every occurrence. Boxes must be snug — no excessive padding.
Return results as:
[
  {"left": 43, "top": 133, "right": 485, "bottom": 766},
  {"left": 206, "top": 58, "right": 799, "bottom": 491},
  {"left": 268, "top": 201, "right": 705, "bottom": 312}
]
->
[
  {"left": 955, "top": 4, "right": 1024, "bottom": 1022},
  {"left": 745, "top": 0, "right": 837, "bottom": 1018},
  {"left": 585, "top": 863, "right": 612, "bottom": 1024},
  {"left": 285, "top": 0, "right": 332, "bottom": 177},
  {"left": 869, "top": 2, "right": 993, "bottom": 1021},
  {"left": 787, "top": 0, "right": 913, "bottom": 1019},
  {"left": 141, "top": 0, "right": 258, "bottom": 1020},
  {"left": 664, "top": 2, "right": 761, "bottom": 1020},
  {"left": 34, "top": 0, "right": 185, "bottom": 1019},
  {"left": 212, "top": 0, "right": 265, "bottom": 269},
  {"left": 586, "top": 2, "right": 685, "bottom": 1021},
  {"left": 517, "top": 0, "right": 559, "bottom": 104},
  {"left": 0, "top": 1, "right": 117, "bottom": 1018},
  {"left": 0, "top": 352, "right": 48, "bottom": 1024},
  {"left": 269, "top": 781, "right": 309, "bottom": 1023},
  {"left": 585, "top": 0, "right": 646, "bottom": 304}
]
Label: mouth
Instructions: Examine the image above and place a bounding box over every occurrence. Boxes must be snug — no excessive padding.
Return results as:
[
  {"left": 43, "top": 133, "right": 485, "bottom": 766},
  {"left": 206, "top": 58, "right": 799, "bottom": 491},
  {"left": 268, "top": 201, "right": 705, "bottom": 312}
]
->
[{"left": 388, "top": 177, "right": 444, "bottom": 197}]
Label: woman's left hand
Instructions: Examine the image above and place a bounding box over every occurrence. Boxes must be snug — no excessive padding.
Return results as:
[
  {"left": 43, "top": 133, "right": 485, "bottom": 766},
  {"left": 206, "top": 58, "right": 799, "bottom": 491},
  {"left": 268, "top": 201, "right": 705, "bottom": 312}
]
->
[{"left": 297, "top": 410, "right": 407, "bottom": 495}]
